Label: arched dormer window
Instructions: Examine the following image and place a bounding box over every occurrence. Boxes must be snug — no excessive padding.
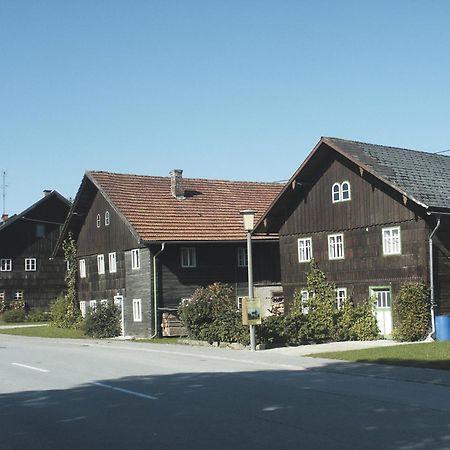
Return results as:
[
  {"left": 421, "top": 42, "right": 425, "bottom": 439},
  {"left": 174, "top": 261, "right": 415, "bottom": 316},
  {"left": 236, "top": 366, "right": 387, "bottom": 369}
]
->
[
  {"left": 332, "top": 181, "right": 351, "bottom": 203},
  {"left": 332, "top": 183, "right": 341, "bottom": 203},
  {"left": 96, "top": 214, "right": 101, "bottom": 228},
  {"left": 105, "top": 211, "right": 110, "bottom": 226},
  {"left": 341, "top": 181, "right": 351, "bottom": 201}
]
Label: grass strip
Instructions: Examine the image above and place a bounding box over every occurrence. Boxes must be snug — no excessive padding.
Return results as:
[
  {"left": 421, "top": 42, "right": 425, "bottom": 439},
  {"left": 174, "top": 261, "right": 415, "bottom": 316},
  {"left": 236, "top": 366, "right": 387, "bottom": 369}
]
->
[
  {"left": 310, "top": 342, "right": 450, "bottom": 371},
  {"left": 0, "top": 326, "right": 87, "bottom": 339}
]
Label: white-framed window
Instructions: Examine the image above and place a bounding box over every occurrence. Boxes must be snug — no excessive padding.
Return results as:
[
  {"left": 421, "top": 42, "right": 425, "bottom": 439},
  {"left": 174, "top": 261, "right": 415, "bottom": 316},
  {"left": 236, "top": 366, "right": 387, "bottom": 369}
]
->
[
  {"left": 89, "top": 300, "right": 97, "bottom": 310},
  {"left": 328, "top": 233, "right": 344, "bottom": 260},
  {"left": 382, "top": 226, "right": 401, "bottom": 255},
  {"left": 0, "top": 259, "right": 12, "bottom": 271},
  {"left": 36, "top": 223, "right": 45, "bottom": 238},
  {"left": 332, "top": 183, "right": 341, "bottom": 203},
  {"left": 108, "top": 252, "right": 117, "bottom": 273},
  {"left": 336, "top": 287, "right": 347, "bottom": 310},
  {"left": 105, "top": 211, "right": 110, "bottom": 226},
  {"left": 25, "top": 258, "right": 37, "bottom": 271},
  {"left": 14, "top": 290, "right": 23, "bottom": 300},
  {"left": 237, "top": 248, "right": 248, "bottom": 267},
  {"left": 79, "top": 301, "right": 86, "bottom": 317},
  {"left": 332, "top": 181, "right": 351, "bottom": 203},
  {"left": 133, "top": 299, "right": 142, "bottom": 322},
  {"left": 237, "top": 296, "right": 245, "bottom": 309},
  {"left": 131, "top": 249, "right": 140, "bottom": 270},
  {"left": 372, "top": 288, "right": 392, "bottom": 308},
  {"left": 96, "top": 214, "right": 101, "bottom": 228},
  {"left": 97, "top": 254, "right": 105, "bottom": 275},
  {"left": 298, "top": 237, "right": 313, "bottom": 263},
  {"left": 300, "top": 290, "right": 309, "bottom": 314},
  {"left": 100, "top": 299, "right": 108, "bottom": 306},
  {"left": 0, "top": 291, "right": 5, "bottom": 301},
  {"left": 181, "top": 247, "right": 196, "bottom": 268},
  {"left": 79, "top": 259, "right": 86, "bottom": 278}
]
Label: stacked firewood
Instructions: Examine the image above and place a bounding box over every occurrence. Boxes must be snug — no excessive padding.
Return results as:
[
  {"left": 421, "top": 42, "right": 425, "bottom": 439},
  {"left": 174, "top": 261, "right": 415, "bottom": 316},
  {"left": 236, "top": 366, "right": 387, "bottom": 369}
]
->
[{"left": 161, "top": 312, "right": 187, "bottom": 337}]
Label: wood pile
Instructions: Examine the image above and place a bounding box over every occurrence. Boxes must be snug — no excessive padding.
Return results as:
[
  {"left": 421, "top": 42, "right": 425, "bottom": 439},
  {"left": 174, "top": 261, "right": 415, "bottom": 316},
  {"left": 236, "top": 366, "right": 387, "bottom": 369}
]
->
[{"left": 161, "top": 312, "right": 187, "bottom": 337}]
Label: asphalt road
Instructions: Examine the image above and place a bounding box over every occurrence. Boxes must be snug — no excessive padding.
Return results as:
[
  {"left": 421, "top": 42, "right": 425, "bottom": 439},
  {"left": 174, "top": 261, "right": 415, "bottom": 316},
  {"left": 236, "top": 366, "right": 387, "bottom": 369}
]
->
[{"left": 1, "top": 336, "right": 450, "bottom": 450}]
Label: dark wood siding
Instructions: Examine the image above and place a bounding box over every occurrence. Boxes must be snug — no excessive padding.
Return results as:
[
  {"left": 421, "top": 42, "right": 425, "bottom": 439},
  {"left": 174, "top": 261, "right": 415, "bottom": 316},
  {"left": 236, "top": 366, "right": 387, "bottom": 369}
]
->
[
  {"left": 77, "top": 190, "right": 138, "bottom": 256},
  {"left": 0, "top": 195, "right": 70, "bottom": 310},
  {"left": 279, "top": 153, "right": 430, "bottom": 307},
  {"left": 156, "top": 241, "right": 281, "bottom": 309},
  {"left": 434, "top": 219, "right": 450, "bottom": 315}
]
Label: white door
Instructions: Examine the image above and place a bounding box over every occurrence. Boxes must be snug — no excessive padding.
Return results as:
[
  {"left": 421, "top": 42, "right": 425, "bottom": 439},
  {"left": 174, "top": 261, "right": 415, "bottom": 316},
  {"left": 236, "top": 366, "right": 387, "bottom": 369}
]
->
[
  {"left": 372, "top": 289, "right": 392, "bottom": 336},
  {"left": 114, "top": 295, "right": 124, "bottom": 337}
]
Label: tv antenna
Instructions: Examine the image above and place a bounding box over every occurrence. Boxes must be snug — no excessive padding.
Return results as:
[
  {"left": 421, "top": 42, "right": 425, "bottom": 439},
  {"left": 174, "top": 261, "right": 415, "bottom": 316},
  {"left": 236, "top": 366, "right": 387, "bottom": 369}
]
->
[{"left": 2, "top": 171, "right": 7, "bottom": 216}]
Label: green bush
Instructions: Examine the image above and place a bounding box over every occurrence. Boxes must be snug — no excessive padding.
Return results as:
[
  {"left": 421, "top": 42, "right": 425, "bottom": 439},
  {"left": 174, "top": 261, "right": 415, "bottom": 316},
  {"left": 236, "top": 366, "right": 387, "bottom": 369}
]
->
[
  {"left": 83, "top": 302, "right": 121, "bottom": 338},
  {"left": 2, "top": 308, "right": 26, "bottom": 323},
  {"left": 258, "top": 314, "right": 289, "bottom": 346},
  {"left": 393, "top": 282, "right": 430, "bottom": 341},
  {"left": 28, "top": 311, "right": 51, "bottom": 322},
  {"left": 51, "top": 295, "right": 82, "bottom": 329},
  {"left": 259, "top": 261, "right": 379, "bottom": 347},
  {"left": 350, "top": 298, "right": 380, "bottom": 340},
  {"left": 178, "top": 283, "right": 249, "bottom": 345}
]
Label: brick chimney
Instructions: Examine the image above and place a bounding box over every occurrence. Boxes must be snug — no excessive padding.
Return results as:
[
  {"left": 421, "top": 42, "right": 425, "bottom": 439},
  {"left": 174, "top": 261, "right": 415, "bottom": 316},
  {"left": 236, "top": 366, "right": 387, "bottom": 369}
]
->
[
  {"left": 170, "top": 169, "right": 185, "bottom": 200},
  {"left": 43, "top": 189, "right": 52, "bottom": 197}
]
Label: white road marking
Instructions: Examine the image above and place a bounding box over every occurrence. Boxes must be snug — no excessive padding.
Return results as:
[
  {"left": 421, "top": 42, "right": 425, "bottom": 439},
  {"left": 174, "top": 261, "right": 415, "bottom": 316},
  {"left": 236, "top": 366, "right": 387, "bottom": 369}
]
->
[
  {"left": 93, "top": 382, "right": 158, "bottom": 400},
  {"left": 11, "top": 363, "right": 49, "bottom": 373}
]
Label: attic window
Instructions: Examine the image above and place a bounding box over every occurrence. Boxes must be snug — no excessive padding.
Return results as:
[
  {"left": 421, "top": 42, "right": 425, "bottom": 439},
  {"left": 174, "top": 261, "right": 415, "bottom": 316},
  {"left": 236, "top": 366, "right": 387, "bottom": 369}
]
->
[
  {"left": 36, "top": 223, "right": 45, "bottom": 238},
  {"left": 105, "top": 211, "right": 110, "bottom": 226},
  {"left": 332, "top": 181, "right": 351, "bottom": 203},
  {"left": 96, "top": 214, "right": 101, "bottom": 228}
]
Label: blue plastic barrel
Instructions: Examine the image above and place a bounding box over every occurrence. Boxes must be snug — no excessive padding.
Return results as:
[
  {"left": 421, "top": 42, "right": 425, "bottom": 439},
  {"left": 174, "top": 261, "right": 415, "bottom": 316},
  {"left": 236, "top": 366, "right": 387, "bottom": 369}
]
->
[{"left": 435, "top": 315, "right": 450, "bottom": 341}]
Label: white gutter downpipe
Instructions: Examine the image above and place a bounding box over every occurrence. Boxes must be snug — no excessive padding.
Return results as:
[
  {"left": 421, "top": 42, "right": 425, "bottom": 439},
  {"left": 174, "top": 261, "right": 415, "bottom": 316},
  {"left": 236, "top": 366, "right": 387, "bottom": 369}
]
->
[
  {"left": 150, "top": 243, "right": 165, "bottom": 339},
  {"left": 429, "top": 217, "right": 441, "bottom": 338}
]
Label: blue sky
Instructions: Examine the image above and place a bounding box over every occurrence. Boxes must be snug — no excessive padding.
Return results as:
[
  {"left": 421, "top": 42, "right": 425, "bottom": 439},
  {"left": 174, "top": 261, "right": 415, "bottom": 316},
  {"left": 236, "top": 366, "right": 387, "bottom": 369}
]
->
[{"left": 1, "top": 0, "right": 450, "bottom": 213}]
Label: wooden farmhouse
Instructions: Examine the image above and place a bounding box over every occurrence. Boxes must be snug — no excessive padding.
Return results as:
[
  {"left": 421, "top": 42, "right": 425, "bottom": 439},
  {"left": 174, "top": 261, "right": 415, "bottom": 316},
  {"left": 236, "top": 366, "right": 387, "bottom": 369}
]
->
[
  {"left": 0, "top": 191, "right": 71, "bottom": 310},
  {"left": 57, "top": 170, "right": 283, "bottom": 338},
  {"left": 255, "top": 137, "right": 450, "bottom": 336}
]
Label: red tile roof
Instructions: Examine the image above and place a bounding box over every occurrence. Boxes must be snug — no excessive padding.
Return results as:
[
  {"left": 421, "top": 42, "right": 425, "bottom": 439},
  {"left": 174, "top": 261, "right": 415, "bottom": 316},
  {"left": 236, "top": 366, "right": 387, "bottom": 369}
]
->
[{"left": 88, "top": 171, "right": 283, "bottom": 242}]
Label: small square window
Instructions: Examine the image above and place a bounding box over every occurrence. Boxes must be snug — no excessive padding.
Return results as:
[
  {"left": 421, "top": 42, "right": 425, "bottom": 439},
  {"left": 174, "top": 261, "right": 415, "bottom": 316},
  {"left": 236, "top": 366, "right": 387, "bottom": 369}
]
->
[
  {"left": 89, "top": 300, "right": 97, "bottom": 310},
  {"left": 382, "top": 226, "right": 401, "bottom": 255},
  {"left": 108, "top": 252, "right": 117, "bottom": 273},
  {"left": 97, "top": 255, "right": 105, "bottom": 275},
  {"left": 237, "top": 248, "right": 248, "bottom": 267},
  {"left": 14, "top": 290, "right": 23, "bottom": 300},
  {"left": 79, "top": 259, "right": 86, "bottom": 278},
  {"left": 36, "top": 224, "right": 45, "bottom": 238},
  {"left": 0, "top": 259, "right": 12, "bottom": 271},
  {"left": 181, "top": 247, "right": 196, "bottom": 268},
  {"left": 131, "top": 249, "right": 140, "bottom": 270},
  {"left": 300, "top": 290, "right": 309, "bottom": 314},
  {"left": 25, "top": 258, "right": 37, "bottom": 271},
  {"left": 79, "top": 301, "right": 86, "bottom": 317},
  {"left": 0, "top": 291, "right": 5, "bottom": 301},
  {"left": 328, "top": 233, "right": 344, "bottom": 260},
  {"left": 336, "top": 288, "right": 347, "bottom": 310},
  {"left": 298, "top": 237, "right": 312, "bottom": 263},
  {"left": 133, "top": 299, "right": 142, "bottom": 322}
]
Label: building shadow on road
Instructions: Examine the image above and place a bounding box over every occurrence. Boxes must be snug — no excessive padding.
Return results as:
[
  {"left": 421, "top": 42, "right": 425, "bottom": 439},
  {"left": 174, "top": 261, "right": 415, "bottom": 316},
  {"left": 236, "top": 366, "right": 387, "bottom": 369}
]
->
[{"left": 2, "top": 360, "right": 450, "bottom": 450}]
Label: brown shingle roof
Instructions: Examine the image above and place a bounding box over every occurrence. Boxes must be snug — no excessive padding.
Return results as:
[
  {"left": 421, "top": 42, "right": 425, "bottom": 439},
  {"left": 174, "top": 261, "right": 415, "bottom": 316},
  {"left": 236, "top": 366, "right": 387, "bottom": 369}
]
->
[{"left": 88, "top": 171, "right": 283, "bottom": 242}]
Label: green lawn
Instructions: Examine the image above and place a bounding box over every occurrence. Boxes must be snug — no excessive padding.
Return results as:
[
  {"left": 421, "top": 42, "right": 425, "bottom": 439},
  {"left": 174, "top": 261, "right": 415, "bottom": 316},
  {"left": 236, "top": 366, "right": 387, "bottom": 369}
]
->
[
  {"left": 0, "top": 326, "right": 182, "bottom": 343},
  {"left": 0, "top": 326, "right": 87, "bottom": 339},
  {"left": 311, "top": 342, "right": 450, "bottom": 371}
]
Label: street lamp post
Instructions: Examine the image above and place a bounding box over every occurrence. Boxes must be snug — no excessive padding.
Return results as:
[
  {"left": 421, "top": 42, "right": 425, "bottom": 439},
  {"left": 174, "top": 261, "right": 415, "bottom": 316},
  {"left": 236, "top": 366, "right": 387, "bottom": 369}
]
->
[{"left": 240, "top": 209, "right": 257, "bottom": 351}]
